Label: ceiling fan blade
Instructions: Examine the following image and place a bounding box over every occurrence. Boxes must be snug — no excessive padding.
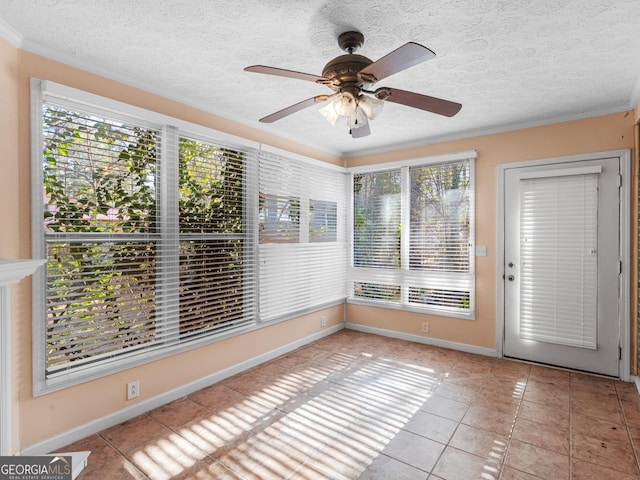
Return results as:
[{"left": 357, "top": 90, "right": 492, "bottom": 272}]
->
[
  {"left": 245, "top": 65, "right": 328, "bottom": 84},
  {"left": 359, "top": 42, "right": 436, "bottom": 83},
  {"left": 351, "top": 122, "right": 371, "bottom": 138},
  {"left": 259, "top": 95, "right": 331, "bottom": 123},
  {"left": 376, "top": 87, "right": 462, "bottom": 117}
]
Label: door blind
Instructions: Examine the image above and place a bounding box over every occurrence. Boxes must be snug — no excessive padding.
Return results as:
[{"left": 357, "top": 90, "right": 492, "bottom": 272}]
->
[{"left": 519, "top": 172, "right": 599, "bottom": 349}]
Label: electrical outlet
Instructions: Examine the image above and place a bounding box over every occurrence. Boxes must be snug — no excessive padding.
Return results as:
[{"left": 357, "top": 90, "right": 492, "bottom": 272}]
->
[
  {"left": 421, "top": 322, "right": 429, "bottom": 333},
  {"left": 127, "top": 380, "right": 139, "bottom": 400},
  {"left": 320, "top": 315, "right": 327, "bottom": 328}
]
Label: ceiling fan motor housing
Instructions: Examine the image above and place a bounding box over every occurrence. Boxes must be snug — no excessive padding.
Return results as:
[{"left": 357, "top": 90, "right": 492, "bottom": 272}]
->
[{"left": 322, "top": 54, "right": 373, "bottom": 90}]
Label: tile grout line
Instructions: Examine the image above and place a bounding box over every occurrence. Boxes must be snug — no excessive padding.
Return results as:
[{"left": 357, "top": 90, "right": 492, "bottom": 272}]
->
[
  {"left": 497, "top": 365, "right": 527, "bottom": 480},
  {"left": 426, "top": 374, "right": 462, "bottom": 477}
]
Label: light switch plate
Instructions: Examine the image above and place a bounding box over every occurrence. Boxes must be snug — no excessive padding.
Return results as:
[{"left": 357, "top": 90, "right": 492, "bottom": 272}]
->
[{"left": 475, "top": 245, "right": 487, "bottom": 256}]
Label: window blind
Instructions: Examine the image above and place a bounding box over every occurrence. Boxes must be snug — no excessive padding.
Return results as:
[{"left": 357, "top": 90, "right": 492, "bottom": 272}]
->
[
  {"left": 42, "top": 104, "right": 162, "bottom": 376},
  {"left": 176, "top": 135, "right": 257, "bottom": 340},
  {"left": 519, "top": 173, "right": 598, "bottom": 349},
  {"left": 35, "top": 90, "right": 258, "bottom": 391},
  {"left": 408, "top": 161, "right": 472, "bottom": 310},
  {"left": 353, "top": 170, "right": 402, "bottom": 270},
  {"left": 258, "top": 151, "right": 347, "bottom": 322},
  {"left": 349, "top": 156, "right": 475, "bottom": 317}
]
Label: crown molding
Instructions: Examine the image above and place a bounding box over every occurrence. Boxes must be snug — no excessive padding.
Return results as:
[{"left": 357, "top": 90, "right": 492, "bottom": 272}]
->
[
  {"left": 345, "top": 104, "right": 634, "bottom": 159},
  {"left": 0, "top": 17, "right": 22, "bottom": 47},
  {"left": 629, "top": 72, "right": 640, "bottom": 111}
]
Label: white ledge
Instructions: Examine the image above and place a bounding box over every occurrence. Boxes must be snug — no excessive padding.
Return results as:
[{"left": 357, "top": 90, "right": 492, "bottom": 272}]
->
[{"left": 0, "top": 259, "right": 45, "bottom": 286}]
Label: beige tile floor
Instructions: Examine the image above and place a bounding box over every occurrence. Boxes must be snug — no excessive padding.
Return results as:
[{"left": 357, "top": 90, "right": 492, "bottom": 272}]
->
[{"left": 60, "top": 330, "right": 640, "bottom": 479}]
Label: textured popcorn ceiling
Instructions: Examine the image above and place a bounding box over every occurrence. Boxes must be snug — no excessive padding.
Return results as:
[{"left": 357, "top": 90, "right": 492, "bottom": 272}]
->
[{"left": 2, "top": 0, "right": 640, "bottom": 156}]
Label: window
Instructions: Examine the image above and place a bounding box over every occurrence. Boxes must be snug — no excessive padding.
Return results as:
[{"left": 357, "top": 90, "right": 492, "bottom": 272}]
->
[
  {"left": 259, "top": 194, "right": 300, "bottom": 243},
  {"left": 31, "top": 80, "right": 472, "bottom": 392},
  {"left": 32, "top": 81, "right": 348, "bottom": 392},
  {"left": 309, "top": 200, "right": 337, "bottom": 243},
  {"left": 32, "top": 81, "right": 259, "bottom": 392},
  {"left": 258, "top": 150, "right": 347, "bottom": 322},
  {"left": 353, "top": 170, "right": 401, "bottom": 270},
  {"left": 349, "top": 153, "right": 475, "bottom": 318},
  {"left": 177, "top": 136, "right": 254, "bottom": 339},
  {"left": 41, "top": 104, "right": 161, "bottom": 379}
]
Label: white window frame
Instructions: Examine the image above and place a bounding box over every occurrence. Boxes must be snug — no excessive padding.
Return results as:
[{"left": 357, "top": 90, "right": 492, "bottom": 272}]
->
[
  {"left": 30, "top": 79, "right": 264, "bottom": 394},
  {"left": 347, "top": 151, "right": 477, "bottom": 320},
  {"left": 30, "top": 80, "right": 349, "bottom": 394}
]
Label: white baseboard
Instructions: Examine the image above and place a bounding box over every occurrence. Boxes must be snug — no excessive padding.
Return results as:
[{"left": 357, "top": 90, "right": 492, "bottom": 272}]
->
[
  {"left": 345, "top": 322, "right": 497, "bottom": 357},
  {"left": 632, "top": 375, "right": 640, "bottom": 394},
  {"left": 20, "top": 324, "right": 344, "bottom": 456}
]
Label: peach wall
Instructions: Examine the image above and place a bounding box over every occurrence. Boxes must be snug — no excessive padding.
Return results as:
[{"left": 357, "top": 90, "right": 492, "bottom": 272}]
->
[
  {"left": 0, "top": 35, "right": 23, "bottom": 455},
  {"left": 347, "top": 113, "right": 636, "bottom": 350},
  {"left": 7, "top": 48, "right": 345, "bottom": 452},
  {"left": 3, "top": 40, "right": 638, "bottom": 452},
  {"left": 0, "top": 37, "right": 20, "bottom": 258}
]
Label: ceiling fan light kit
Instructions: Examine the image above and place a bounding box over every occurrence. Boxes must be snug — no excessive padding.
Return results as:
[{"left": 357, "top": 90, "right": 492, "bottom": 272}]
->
[
  {"left": 318, "top": 89, "right": 384, "bottom": 133},
  {"left": 245, "top": 31, "right": 461, "bottom": 138}
]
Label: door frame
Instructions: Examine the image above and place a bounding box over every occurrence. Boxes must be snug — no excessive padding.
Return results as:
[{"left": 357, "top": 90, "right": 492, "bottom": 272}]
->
[{"left": 496, "top": 149, "right": 631, "bottom": 381}]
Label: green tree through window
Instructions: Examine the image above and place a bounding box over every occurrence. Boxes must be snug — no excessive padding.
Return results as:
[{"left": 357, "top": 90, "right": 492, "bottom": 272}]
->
[{"left": 42, "top": 106, "right": 250, "bottom": 374}]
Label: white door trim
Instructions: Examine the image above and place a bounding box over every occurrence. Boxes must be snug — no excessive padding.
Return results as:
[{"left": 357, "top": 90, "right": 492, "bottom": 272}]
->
[{"left": 496, "top": 149, "right": 631, "bottom": 381}]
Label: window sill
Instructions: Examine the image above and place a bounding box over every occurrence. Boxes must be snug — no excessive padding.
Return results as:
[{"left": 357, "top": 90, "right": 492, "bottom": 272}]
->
[{"left": 346, "top": 297, "right": 475, "bottom": 321}]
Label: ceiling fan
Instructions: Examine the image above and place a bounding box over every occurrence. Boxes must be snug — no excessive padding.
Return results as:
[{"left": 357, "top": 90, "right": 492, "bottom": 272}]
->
[{"left": 245, "top": 31, "right": 461, "bottom": 138}]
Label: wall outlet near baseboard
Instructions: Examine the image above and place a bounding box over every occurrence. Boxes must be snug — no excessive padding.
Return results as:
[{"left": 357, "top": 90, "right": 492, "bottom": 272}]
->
[
  {"left": 320, "top": 315, "right": 327, "bottom": 328},
  {"left": 421, "top": 322, "right": 429, "bottom": 334},
  {"left": 127, "top": 380, "right": 139, "bottom": 400}
]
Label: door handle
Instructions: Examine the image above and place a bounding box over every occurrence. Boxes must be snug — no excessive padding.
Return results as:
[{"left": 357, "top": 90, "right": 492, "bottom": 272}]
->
[{"left": 507, "top": 275, "right": 515, "bottom": 281}]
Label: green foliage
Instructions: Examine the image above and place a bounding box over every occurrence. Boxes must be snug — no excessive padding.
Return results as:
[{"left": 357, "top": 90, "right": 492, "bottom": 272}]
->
[
  {"left": 43, "top": 107, "right": 157, "bottom": 234},
  {"left": 408, "top": 287, "right": 470, "bottom": 309},
  {"left": 42, "top": 107, "right": 247, "bottom": 370},
  {"left": 354, "top": 282, "right": 401, "bottom": 301},
  {"left": 409, "top": 162, "right": 470, "bottom": 272},
  {"left": 178, "top": 137, "right": 243, "bottom": 233},
  {"left": 177, "top": 137, "right": 246, "bottom": 335}
]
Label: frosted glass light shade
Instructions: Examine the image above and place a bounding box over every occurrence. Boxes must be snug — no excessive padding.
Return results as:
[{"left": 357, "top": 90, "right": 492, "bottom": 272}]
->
[
  {"left": 358, "top": 95, "right": 384, "bottom": 121},
  {"left": 319, "top": 93, "right": 384, "bottom": 129},
  {"left": 319, "top": 101, "right": 339, "bottom": 125}
]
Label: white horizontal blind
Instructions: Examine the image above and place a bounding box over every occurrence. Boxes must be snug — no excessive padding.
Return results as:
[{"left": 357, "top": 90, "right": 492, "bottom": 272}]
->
[
  {"left": 408, "top": 161, "right": 472, "bottom": 310},
  {"left": 519, "top": 173, "right": 598, "bottom": 349},
  {"left": 353, "top": 170, "right": 402, "bottom": 270},
  {"left": 42, "top": 103, "right": 162, "bottom": 376},
  {"left": 176, "top": 135, "right": 257, "bottom": 340},
  {"left": 352, "top": 170, "right": 402, "bottom": 302},
  {"left": 37, "top": 95, "right": 258, "bottom": 388},
  {"left": 258, "top": 152, "right": 346, "bottom": 321},
  {"left": 349, "top": 157, "right": 474, "bottom": 317}
]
